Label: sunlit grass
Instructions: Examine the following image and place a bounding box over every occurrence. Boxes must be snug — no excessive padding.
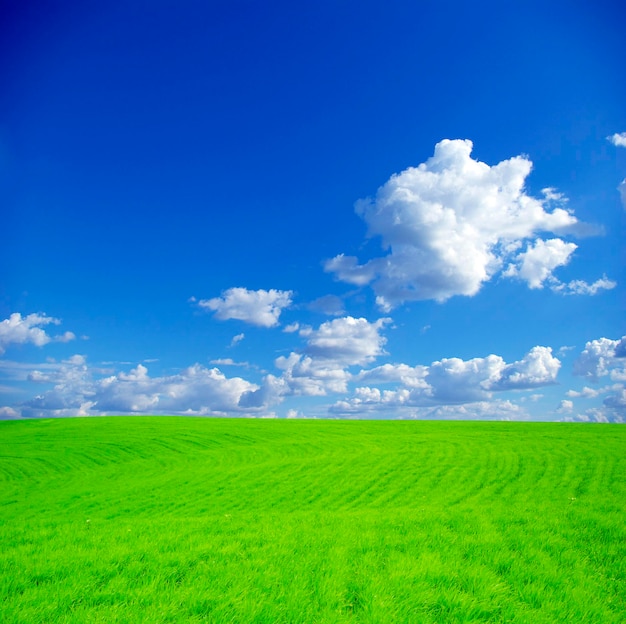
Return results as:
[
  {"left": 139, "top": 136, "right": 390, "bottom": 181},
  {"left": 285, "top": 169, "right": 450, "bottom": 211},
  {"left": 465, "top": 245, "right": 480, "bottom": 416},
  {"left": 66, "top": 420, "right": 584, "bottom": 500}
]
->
[{"left": 1, "top": 417, "right": 624, "bottom": 622}]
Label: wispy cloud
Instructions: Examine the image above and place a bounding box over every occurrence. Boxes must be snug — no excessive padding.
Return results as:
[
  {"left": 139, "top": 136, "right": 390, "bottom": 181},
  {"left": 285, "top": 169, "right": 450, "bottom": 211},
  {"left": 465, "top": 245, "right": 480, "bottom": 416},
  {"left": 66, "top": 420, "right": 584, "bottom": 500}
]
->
[
  {"left": 550, "top": 275, "right": 616, "bottom": 296},
  {"left": 307, "top": 295, "right": 345, "bottom": 316},
  {"left": 229, "top": 333, "right": 245, "bottom": 348}
]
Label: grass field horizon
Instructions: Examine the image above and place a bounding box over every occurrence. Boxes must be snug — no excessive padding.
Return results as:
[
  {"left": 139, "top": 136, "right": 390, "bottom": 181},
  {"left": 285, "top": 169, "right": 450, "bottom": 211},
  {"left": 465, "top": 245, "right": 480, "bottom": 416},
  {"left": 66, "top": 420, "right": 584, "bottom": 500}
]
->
[{"left": 1, "top": 417, "right": 624, "bottom": 623}]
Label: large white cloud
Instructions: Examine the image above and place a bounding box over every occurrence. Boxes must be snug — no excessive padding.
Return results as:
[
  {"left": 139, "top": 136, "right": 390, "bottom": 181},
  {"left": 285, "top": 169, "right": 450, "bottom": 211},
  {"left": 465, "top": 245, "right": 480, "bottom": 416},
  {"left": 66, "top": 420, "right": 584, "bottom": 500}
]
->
[
  {"left": 198, "top": 287, "right": 293, "bottom": 327},
  {"left": 0, "top": 313, "right": 75, "bottom": 354},
  {"left": 325, "top": 139, "right": 607, "bottom": 308}
]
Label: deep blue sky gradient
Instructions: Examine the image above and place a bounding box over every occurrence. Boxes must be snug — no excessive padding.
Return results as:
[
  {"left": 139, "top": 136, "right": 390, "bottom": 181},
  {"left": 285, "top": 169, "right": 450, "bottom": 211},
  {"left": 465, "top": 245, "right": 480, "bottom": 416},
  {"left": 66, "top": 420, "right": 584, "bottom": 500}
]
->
[{"left": 1, "top": 0, "right": 625, "bottom": 419}]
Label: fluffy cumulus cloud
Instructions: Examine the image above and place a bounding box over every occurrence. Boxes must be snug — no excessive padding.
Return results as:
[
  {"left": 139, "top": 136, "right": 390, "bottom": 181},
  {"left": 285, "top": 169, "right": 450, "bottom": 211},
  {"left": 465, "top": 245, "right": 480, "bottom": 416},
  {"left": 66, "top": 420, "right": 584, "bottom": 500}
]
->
[
  {"left": 568, "top": 335, "right": 626, "bottom": 422},
  {"left": 266, "top": 316, "right": 391, "bottom": 399},
  {"left": 18, "top": 358, "right": 265, "bottom": 418},
  {"left": 329, "top": 345, "right": 560, "bottom": 417},
  {"left": 503, "top": 239, "right": 576, "bottom": 289},
  {"left": 573, "top": 336, "right": 626, "bottom": 381},
  {"left": 325, "top": 139, "right": 609, "bottom": 309},
  {"left": 0, "top": 313, "right": 75, "bottom": 354},
  {"left": 3, "top": 315, "right": 393, "bottom": 417},
  {"left": 301, "top": 316, "right": 390, "bottom": 366},
  {"left": 493, "top": 346, "right": 562, "bottom": 390},
  {"left": 97, "top": 364, "right": 258, "bottom": 415},
  {"left": 607, "top": 132, "right": 626, "bottom": 148},
  {"left": 198, "top": 287, "right": 293, "bottom": 327},
  {"left": 355, "top": 363, "right": 429, "bottom": 389}
]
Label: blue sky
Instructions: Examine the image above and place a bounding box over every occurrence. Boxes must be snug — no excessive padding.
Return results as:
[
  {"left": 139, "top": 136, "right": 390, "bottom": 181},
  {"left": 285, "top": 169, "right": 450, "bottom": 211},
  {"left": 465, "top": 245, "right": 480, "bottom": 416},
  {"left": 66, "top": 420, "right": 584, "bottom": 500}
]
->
[{"left": 1, "top": 0, "right": 625, "bottom": 421}]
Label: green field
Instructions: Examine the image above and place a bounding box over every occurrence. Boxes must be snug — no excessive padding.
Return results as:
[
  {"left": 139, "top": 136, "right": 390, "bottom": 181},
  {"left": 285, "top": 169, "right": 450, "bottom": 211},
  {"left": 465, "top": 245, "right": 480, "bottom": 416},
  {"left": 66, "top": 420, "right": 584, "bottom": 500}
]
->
[{"left": 1, "top": 417, "right": 624, "bottom": 623}]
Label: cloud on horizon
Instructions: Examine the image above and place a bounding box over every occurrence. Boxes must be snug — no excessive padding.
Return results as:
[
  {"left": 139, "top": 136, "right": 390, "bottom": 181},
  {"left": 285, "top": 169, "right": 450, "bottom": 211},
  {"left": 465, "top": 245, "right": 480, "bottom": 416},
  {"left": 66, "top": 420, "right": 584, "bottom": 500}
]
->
[
  {"left": 2, "top": 312, "right": 623, "bottom": 422},
  {"left": 330, "top": 345, "right": 561, "bottom": 416},
  {"left": 19, "top": 359, "right": 262, "bottom": 418}
]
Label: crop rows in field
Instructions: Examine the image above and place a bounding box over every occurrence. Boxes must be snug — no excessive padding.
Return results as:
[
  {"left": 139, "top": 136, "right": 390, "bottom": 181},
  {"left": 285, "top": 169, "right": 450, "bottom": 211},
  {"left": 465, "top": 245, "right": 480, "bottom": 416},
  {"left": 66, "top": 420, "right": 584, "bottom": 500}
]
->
[{"left": 1, "top": 417, "right": 624, "bottom": 623}]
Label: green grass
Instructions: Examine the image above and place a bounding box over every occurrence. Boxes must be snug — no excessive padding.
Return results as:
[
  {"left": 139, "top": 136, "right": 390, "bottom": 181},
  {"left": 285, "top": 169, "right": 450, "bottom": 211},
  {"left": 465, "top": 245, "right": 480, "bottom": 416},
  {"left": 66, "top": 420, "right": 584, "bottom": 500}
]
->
[{"left": 1, "top": 417, "right": 624, "bottom": 623}]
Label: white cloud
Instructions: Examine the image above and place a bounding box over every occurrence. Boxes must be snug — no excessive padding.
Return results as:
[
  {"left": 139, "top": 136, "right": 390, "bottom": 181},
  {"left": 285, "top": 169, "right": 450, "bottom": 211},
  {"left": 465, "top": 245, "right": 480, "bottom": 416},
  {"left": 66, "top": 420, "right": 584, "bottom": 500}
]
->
[
  {"left": 557, "top": 399, "right": 574, "bottom": 414},
  {"left": 283, "top": 322, "right": 301, "bottom": 333},
  {"left": 504, "top": 238, "right": 576, "bottom": 289},
  {"left": 268, "top": 316, "right": 391, "bottom": 399},
  {"left": 493, "top": 346, "right": 561, "bottom": 390},
  {"left": 286, "top": 409, "right": 308, "bottom": 419},
  {"left": 573, "top": 336, "right": 626, "bottom": 381},
  {"left": 273, "top": 353, "right": 351, "bottom": 396},
  {"left": 229, "top": 333, "right": 245, "bottom": 347},
  {"left": 18, "top": 357, "right": 265, "bottom": 418},
  {"left": 0, "top": 313, "right": 75, "bottom": 354},
  {"left": 330, "top": 345, "right": 560, "bottom": 417},
  {"left": 607, "top": 132, "right": 626, "bottom": 148},
  {"left": 7, "top": 317, "right": 393, "bottom": 416},
  {"left": 100, "top": 364, "right": 258, "bottom": 415},
  {"left": 302, "top": 316, "right": 390, "bottom": 366},
  {"left": 330, "top": 396, "right": 528, "bottom": 420},
  {"left": 619, "top": 179, "right": 626, "bottom": 210},
  {"left": 571, "top": 336, "right": 626, "bottom": 420},
  {"left": 355, "top": 362, "right": 429, "bottom": 389},
  {"left": 325, "top": 139, "right": 603, "bottom": 308},
  {"left": 566, "top": 386, "right": 601, "bottom": 399},
  {"left": 426, "top": 355, "right": 505, "bottom": 403},
  {"left": 0, "top": 406, "right": 21, "bottom": 419},
  {"left": 565, "top": 404, "right": 625, "bottom": 424},
  {"left": 324, "top": 254, "right": 378, "bottom": 287},
  {"left": 551, "top": 275, "right": 617, "bottom": 296},
  {"left": 426, "top": 346, "right": 560, "bottom": 402},
  {"left": 209, "top": 358, "right": 251, "bottom": 368},
  {"left": 198, "top": 287, "right": 293, "bottom": 327}
]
